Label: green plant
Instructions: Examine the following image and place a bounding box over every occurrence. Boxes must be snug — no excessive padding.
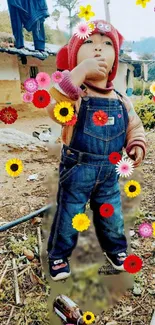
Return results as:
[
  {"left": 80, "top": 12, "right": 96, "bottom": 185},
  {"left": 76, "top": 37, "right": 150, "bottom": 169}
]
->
[
  {"left": 134, "top": 96, "right": 155, "bottom": 129},
  {"left": 133, "top": 78, "right": 152, "bottom": 97}
]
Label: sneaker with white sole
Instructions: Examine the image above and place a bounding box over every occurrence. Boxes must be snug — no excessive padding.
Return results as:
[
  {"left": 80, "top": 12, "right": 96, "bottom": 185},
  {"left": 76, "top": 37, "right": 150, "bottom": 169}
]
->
[
  {"left": 49, "top": 257, "right": 71, "bottom": 281},
  {"left": 105, "top": 252, "right": 127, "bottom": 271}
]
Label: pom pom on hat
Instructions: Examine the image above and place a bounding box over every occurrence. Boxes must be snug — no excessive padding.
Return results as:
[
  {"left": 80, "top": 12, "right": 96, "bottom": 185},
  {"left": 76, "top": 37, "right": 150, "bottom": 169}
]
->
[{"left": 56, "top": 44, "right": 69, "bottom": 71}]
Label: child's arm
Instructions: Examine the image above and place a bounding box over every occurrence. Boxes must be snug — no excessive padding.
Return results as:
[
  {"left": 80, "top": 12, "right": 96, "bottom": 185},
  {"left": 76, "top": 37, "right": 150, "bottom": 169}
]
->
[
  {"left": 123, "top": 96, "right": 146, "bottom": 166},
  {"left": 46, "top": 64, "right": 86, "bottom": 125}
]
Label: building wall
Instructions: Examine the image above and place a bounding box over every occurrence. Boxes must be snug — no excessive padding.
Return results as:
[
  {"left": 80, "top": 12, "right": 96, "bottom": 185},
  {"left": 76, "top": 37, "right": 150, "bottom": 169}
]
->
[
  {"left": 114, "top": 62, "right": 134, "bottom": 95},
  {"left": 19, "top": 55, "right": 56, "bottom": 84},
  {"left": 0, "top": 53, "right": 21, "bottom": 105}
]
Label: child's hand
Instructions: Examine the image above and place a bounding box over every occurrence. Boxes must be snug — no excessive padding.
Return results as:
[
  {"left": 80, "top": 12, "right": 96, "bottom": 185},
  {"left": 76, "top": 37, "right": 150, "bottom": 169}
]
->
[
  {"left": 80, "top": 57, "right": 108, "bottom": 81},
  {"left": 128, "top": 146, "right": 143, "bottom": 167}
]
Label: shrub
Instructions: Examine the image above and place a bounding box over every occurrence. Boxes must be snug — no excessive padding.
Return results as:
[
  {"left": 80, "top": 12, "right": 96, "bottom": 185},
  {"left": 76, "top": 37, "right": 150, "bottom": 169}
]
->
[
  {"left": 133, "top": 78, "right": 151, "bottom": 97},
  {"left": 134, "top": 96, "right": 155, "bottom": 130}
]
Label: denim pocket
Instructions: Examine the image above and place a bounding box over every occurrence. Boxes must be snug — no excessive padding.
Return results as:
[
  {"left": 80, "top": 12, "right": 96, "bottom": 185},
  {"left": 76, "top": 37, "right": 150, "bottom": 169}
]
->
[
  {"left": 59, "top": 156, "right": 79, "bottom": 184},
  {"left": 84, "top": 105, "right": 125, "bottom": 141}
]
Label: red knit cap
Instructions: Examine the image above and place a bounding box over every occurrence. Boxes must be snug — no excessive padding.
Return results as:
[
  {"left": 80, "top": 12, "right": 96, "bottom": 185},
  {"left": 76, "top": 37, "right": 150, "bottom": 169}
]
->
[
  {"left": 68, "top": 20, "right": 124, "bottom": 82},
  {"left": 56, "top": 44, "right": 69, "bottom": 71}
]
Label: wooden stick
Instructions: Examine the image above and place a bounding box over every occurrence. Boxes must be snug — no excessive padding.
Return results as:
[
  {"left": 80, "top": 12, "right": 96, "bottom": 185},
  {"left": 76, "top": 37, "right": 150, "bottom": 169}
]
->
[
  {"left": 12, "top": 258, "right": 20, "bottom": 305},
  {"left": 0, "top": 263, "right": 8, "bottom": 287},
  {"left": 150, "top": 310, "right": 155, "bottom": 325},
  {"left": 6, "top": 306, "right": 15, "bottom": 325},
  {"left": 37, "top": 226, "right": 45, "bottom": 279}
]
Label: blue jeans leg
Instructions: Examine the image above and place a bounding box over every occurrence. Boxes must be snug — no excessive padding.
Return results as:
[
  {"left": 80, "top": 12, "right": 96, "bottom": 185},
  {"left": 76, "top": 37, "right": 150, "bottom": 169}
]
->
[
  {"left": 47, "top": 180, "right": 92, "bottom": 260},
  {"left": 32, "top": 20, "right": 45, "bottom": 50},
  {"left": 90, "top": 170, "right": 127, "bottom": 255},
  {"left": 7, "top": 3, "right": 24, "bottom": 48}
]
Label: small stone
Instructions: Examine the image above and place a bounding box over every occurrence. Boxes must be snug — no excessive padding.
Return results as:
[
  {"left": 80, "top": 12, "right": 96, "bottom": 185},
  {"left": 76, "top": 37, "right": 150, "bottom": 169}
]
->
[
  {"left": 106, "top": 321, "right": 118, "bottom": 325},
  {"left": 20, "top": 206, "right": 28, "bottom": 214},
  {"left": 129, "top": 230, "right": 135, "bottom": 236},
  {"left": 23, "top": 248, "right": 34, "bottom": 261},
  {"left": 133, "top": 284, "right": 142, "bottom": 296}
]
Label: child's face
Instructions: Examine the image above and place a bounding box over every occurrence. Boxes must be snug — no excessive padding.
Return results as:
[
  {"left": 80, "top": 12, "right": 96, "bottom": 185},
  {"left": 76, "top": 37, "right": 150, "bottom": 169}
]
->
[{"left": 77, "top": 33, "right": 115, "bottom": 75}]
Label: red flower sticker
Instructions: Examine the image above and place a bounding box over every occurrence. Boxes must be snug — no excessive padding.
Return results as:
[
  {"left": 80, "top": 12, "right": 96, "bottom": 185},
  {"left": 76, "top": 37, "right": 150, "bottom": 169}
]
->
[
  {"left": 99, "top": 203, "right": 114, "bottom": 218},
  {"left": 123, "top": 255, "right": 143, "bottom": 274},
  {"left": 0, "top": 107, "right": 18, "bottom": 124},
  {"left": 32, "top": 90, "right": 51, "bottom": 108},
  {"left": 65, "top": 114, "right": 77, "bottom": 126},
  {"left": 109, "top": 152, "right": 122, "bottom": 164},
  {"left": 92, "top": 110, "right": 108, "bottom": 126}
]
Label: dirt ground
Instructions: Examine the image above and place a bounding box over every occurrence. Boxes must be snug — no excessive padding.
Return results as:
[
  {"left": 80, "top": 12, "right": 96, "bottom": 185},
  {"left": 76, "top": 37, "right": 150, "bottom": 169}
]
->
[{"left": 0, "top": 102, "right": 155, "bottom": 325}]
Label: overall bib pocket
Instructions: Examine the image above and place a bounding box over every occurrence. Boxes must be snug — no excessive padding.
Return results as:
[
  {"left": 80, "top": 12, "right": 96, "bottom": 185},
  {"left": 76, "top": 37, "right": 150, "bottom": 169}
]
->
[
  {"left": 84, "top": 104, "right": 126, "bottom": 141},
  {"left": 59, "top": 156, "right": 79, "bottom": 184}
]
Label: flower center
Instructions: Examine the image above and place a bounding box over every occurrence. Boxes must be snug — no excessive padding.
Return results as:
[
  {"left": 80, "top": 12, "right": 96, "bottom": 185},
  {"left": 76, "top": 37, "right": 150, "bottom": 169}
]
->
[
  {"left": 129, "top": 185, "right": 136, "bottom": 192},
  {"left": 41, "top": 78, "right": 45, "bottom": 82},
  {"left": 122, "top": 165, "right": 128, "bottom": 171},
  {"left": 86, "top": 315, "right": 91, "bottom": 320},
  {"left": 60, "top": 107, "right": 69, "bottom": 116},
  {"left": 11, "top": 163, "right": 18, "bottom": 172},
  {"left": 85, "top": 10, "right": 89, "bottom": 14},
  {"left": 130, "top": 262, "right": 136, "bottom": 267},
  {"left": 39, "top": 96, "right": 44, "bottom": 102}
]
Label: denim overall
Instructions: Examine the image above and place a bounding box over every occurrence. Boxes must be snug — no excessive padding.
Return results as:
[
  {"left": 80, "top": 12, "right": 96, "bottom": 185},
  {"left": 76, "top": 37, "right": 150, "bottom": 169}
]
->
[{"left": 47, "top": 92, "right": 129, "bottom": 260}]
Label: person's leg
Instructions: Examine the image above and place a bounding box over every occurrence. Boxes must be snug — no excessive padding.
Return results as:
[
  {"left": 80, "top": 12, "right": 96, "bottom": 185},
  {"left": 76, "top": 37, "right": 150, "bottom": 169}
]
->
[
  {"left": 47, "top": 162, "right": 93, "bottom": 260},
  {"left": 31, "top": 20, "right": 45, "bottom": 51},
  {"left": 90, "top": 170, "right": 127, "bottom": 256},
  {"left": 7, "top": 3, "right": 24, "bottom": 48}
]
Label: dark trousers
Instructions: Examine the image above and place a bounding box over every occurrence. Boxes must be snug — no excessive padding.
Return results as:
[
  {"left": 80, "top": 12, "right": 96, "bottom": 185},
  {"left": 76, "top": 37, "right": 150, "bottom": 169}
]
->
[{"left": 7, "top": 3, "right": 45, "bottom": 50}]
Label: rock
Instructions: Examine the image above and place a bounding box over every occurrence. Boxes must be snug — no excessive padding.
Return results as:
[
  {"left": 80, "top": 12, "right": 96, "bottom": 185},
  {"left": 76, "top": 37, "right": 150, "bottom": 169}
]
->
[
  {"left": 23, "top": 248, "right": 34, "bottom": 261},
  {"left": 27, "top": 174, "right": 38, "bottom": 181},
  {"left": 0, "top": 128, "right": 45, "bottom": 148},
  {"left": 31, "top": 217, "right": 42, "bottom": 225},
  {"left": 129, "top": 230, "right": 135, "bottom": 236},
  {"left": 106, "top": 321, "right": 118, "bottom": 325},
  {"left": 19, "top": 206, "right": 28, "bottom": 214},
  {"left": 133, "top": 284, "right": 142, "bottom": 296}
]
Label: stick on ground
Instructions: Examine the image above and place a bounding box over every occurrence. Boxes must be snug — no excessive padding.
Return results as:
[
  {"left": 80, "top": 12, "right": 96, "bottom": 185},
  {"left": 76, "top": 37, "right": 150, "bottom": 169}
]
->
[
  {"left": 37, "top": 226, "right": 45, "bottom": 279},
  {"left": 0, "top": 263, "right": 8, "bottom": 287},
  {"left": 12, "top": 258, "right": 21, "bottom": 305},
  {"left": 6, "top": 306, "right": 15, "bottom": 325}
]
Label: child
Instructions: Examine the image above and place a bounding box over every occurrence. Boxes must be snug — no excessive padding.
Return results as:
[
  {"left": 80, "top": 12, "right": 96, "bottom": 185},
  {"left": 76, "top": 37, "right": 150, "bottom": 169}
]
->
[{"left": 46, "top": 20, "right": 146, "bottom": 281}]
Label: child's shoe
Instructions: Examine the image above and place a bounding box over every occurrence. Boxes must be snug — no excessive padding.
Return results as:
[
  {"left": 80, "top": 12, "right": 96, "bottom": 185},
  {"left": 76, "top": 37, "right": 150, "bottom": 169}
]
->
[
  {"left": 105, "top": 252, "right": 127, "bottom": 271},
  {"left": 49, "top": 257, "right": 71, "bottom": 281}
]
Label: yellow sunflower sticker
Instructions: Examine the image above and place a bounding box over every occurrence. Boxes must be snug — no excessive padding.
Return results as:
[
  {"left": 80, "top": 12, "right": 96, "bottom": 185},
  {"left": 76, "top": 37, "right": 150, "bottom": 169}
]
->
[
  {"left": 82, "top": 311, "right": 95, "bottom": 324},
  {"left": 53, "top": 101, "right": 74, "bottom": 123},
  {"left": 124, "top": 180, "right": 141, "bottom": 198},
  {"left": 136, "top": 0, "right": 150, "bottom": 8},
  {"left": 78, "top": 5, "right": 95, "bottom": 21},
  {"left": 5, "top": 158, "right": 23, "bottom": 177},
  {"left": 72, "top": 213, "right": 91, "bottom": 232}
]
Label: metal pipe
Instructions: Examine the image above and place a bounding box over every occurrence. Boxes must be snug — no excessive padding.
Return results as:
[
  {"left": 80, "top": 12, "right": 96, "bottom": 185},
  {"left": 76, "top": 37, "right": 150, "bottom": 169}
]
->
[
  {"left": 0, "top": 204, "right": 52, "bottom": 232},
  {"left": 104, "top": 0, "right": 111, "bottom": 23}
]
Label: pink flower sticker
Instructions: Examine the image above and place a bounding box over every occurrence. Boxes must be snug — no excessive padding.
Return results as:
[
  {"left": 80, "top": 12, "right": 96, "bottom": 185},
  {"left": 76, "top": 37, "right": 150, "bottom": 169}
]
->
[
  {"left": 51, "top": 71, "right": 64, "bottom": 83},
  {"left": 118, "top": 114, "right": 122, "bottom": 118},
  {"left": 23, "top": 92, "right": 33, "bottom": 103},
  {"left": 138, "top": 223, "right": 153, "bottom": 238},
  {"left": 36, "top": 72, "right": 51, "bottom": 88},
  {"left": 24, "top": 78, "right": 38, "bottom": 93}
]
